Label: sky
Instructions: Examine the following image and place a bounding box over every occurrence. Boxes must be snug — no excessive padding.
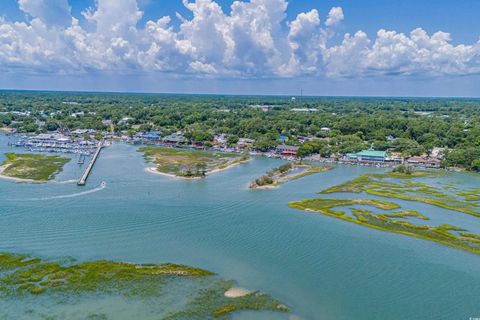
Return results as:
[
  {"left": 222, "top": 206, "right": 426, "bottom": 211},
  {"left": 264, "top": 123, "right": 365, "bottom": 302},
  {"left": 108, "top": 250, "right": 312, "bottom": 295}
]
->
[{"left": 0, "top": 0, "right": 480, "bottom": 97}]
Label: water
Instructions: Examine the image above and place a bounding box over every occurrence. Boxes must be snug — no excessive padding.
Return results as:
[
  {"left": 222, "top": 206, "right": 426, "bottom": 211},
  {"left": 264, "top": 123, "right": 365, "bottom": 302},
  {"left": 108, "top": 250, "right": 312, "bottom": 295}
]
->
[{"left": 1, "top": 135, "right": 480, "bottom": 319}]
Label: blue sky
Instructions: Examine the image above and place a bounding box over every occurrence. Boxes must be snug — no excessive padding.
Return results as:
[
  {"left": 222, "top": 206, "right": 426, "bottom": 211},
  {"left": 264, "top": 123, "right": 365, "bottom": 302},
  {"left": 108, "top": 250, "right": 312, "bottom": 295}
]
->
[{"left": 0, "top": 0, "right": 480, "bottom": 96}]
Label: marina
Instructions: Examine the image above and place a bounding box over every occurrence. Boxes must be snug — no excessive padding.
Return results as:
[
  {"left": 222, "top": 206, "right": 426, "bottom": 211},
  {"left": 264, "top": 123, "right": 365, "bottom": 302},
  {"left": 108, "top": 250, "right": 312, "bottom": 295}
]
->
[{"left": 11, "top": 133, "right": 97, "bottom": 156}]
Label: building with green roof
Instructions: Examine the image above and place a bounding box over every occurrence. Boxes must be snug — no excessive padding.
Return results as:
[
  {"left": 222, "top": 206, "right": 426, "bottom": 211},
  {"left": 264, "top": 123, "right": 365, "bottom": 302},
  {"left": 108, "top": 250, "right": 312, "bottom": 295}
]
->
[{"left": 346, "top": 150, "right": 387, "bottom": 162}]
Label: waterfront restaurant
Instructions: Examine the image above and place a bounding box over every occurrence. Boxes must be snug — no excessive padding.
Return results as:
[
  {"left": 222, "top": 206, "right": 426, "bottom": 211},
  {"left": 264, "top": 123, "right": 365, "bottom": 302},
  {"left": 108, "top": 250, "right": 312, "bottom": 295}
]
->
[
  {"left": 406, "top": 156, "right": 442, "bottom": 168},
  {"left": 276, "top": 145, "right": 299, "bottom": 156},
  {"left": 346, "top": 150, "right": 387, "bottom": 162}
]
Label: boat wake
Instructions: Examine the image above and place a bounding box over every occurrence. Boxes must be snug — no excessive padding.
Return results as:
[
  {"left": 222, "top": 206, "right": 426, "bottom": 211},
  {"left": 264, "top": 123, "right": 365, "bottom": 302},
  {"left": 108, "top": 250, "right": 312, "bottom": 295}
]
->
[
  {"left": 53, "top": 179, "right": 78, "bottom": 184},
  {"left": 25, "top": 181, "right": 107, "bottom": 201}
]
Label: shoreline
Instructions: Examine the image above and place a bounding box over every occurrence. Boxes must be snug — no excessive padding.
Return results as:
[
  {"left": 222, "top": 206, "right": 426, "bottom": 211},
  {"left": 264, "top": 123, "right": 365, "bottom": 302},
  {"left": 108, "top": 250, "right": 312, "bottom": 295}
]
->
[
  {"left": 145, "top": 167, "right": 203, "bottom": 180},
  {"left": 1, "top": 131, "right": 471, "bottom": 173},
  {"left": 206, "top": 158, "right": 250, "bottom": 176},
  {"left": 0, "top": 164, "right": 39, "bottom": 183},
  {"left": 250, "top": 164, "right": 333, "bottom": 190},
  {"left": 145, "top": 158, "right": 250, "bottom": 180},
  {"left": 0, "top": 158, "right": 73, "bottom": 184}
]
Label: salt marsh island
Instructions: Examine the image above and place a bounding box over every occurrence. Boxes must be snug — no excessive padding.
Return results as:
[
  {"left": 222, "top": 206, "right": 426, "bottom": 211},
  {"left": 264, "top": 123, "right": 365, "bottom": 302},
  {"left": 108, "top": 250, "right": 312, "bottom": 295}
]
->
[
  {"left": 139, "top": 147, "right": 248, "bottom": 178},
  {"left": 0, "top": 153, "right": 70, "bottom": 182},
  {"left": 250, "top": 162, "right": 333, "bottom": 189},
  {"left": 0, "top": 252, "right": 288, "bottom": 319},
  {"left": 290, "top": 170, "right": 480, "bottom": 255}
]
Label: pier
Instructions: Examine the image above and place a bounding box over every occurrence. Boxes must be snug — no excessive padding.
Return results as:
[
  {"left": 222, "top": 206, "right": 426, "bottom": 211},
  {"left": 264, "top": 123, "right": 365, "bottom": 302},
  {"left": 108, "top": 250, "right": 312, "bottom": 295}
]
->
[{"left": 78, "top": 141, "right": 104, "bottom": 186}]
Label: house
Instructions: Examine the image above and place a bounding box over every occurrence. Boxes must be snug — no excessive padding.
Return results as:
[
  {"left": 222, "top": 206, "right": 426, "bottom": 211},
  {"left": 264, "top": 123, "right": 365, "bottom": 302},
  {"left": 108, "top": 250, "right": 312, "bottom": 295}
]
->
[
  {"left": 406, "top": 156, "right": 441, "bottom": 168},
  {"left": 213, "top": 133, "right": 228, "bottom": 146},
  {"left": 431, "top": 147, "right": 446, "bottom": 159},
  {"left": 320, "top": 127, "right": 331, "bottom": 133},
  {"left": 346, "top": 150, "right": 387, "bottom": 162},
  {"left": 276, "top": 145, "right": 299, "bottom": 156},
  {"left": 118, "top": 117, "right": 132, "bottom": 125},
  {"left": 70, "top": 112, "right": 85, "bottom": 118},
  {"left": 251, "top": 105, "right": 273, "bottom": 112},
  {"left": 134, "top": 131, "right": 162, "bottom": 143},
  {"left": 237, "top": 138, "right": 255, "bottom": 148},
  {"left": 278, "top": 136, "right": 289, "bottom": 143},
  {"left": 386, "top": 152, "right": 403, "bottom": 163},
  {"left": 35, "top": 119, "right": 45, "bottom": 128},
  {"left": 291, "top": 108, "right": 318, "bottom": 113},
  {"left": 163, "top": 132, "right": 186, "bottom": 144},
  {"left": 72, "top": 129, "right": 96, "bottom": 135}
]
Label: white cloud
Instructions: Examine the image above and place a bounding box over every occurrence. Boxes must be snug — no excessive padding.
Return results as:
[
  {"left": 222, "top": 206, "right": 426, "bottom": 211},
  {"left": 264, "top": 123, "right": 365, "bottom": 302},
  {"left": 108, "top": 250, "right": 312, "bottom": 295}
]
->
[
  {"left": 282, "top": 9, "right": 322, "bottom": 75},
  {"left": 18, "top": 0, "right": 71, "bottom": 27},
  {"left": 325, "top": 7, "right": 344, "bottom": 27},
  {"left": 82, "top": 0, "right": 143, "bottom": 36},
  {"left": 0, "top": 0, "right": 479, "bottom": 80}
]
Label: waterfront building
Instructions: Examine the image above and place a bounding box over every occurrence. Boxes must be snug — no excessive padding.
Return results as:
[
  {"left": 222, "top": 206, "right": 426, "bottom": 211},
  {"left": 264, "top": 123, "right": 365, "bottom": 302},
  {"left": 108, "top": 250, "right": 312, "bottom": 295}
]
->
[
  {"left": 163, "top": 132, "right": 186, "bottom": 144},
  {"left": 276, "top": 145, "right": 299, "bottom": 156},
  {"left": 237, "top": 138, "right": 255, "bottom": 148},
  {"left": 134, "top": 131, "right": 162, "bottom": 143},
  {"left": 406, "top": 156, "right": 442, "bottom": 168},
  {"left": 346, "top": 150, "right": 387, "bottom": 162}
]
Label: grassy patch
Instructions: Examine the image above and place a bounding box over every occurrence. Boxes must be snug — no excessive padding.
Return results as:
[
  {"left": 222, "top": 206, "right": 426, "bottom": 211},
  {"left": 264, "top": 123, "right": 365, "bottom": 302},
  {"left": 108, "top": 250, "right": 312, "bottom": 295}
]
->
[
  {"left": 320, "top": 172, "right": 480, "bottom": 217},
  {"left": 289, "top": 198, "right": 400, "bottom": 220},
  {"left": 1, "top": 153, "right": 70, "bottom": 181},
  {"left": 457, "top": 189, "right": 480, "bottom": 202},
  {"left": 163, "top": 280, "right": 288, "bottom": 319},
  {"left": 139, "top": 147, "right": 247, "bottom": 178},
  {"left": 0, "top": 253, "right": 213, "bottom": 296},
  {"left": 0, "top": 253, "right": 288, "bottom": 319},
  {"left": 250, "top": 162, "right": 333, "bottom": 189},
  {"left": 289, "top": 199, "right": 480, "bottom": 255}
]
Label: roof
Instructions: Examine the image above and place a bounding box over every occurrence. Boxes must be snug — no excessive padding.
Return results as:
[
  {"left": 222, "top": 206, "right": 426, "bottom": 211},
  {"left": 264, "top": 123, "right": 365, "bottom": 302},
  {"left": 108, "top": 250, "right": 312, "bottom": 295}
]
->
[
  {"left": 276, "top": 145, "right": 299, "bottom": 151},
  {"left": 407, "top": 157, "right": 441, "bottom": 164},
  {"left": 356, "top": 150, "right": 387, "bottom": 158}
]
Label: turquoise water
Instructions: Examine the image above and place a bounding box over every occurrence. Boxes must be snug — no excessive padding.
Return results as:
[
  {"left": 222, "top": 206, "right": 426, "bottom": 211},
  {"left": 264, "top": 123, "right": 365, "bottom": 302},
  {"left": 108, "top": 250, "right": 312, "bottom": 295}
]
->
[{"left": 1, "top": 134, "right": 480, "bottom": 319}]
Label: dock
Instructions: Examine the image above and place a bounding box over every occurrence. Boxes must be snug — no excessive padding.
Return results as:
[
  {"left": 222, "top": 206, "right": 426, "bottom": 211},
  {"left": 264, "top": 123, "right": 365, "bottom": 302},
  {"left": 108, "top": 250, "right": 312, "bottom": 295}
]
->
[{"left": 78, "top": 141, "right": 103, "bottom": 186}]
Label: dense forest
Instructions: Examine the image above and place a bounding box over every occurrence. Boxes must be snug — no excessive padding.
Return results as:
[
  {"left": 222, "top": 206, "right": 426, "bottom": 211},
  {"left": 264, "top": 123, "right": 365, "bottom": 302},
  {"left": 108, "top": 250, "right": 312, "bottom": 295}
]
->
[{"left": 0, "top": 91, "right": 479, "bottom": 171}]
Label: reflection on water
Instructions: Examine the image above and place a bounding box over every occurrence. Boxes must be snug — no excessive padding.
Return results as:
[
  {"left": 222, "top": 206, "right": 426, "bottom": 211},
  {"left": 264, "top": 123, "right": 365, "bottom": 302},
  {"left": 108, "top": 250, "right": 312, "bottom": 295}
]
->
[{"left": 1, "top": 134, "right": 480, "bottom": 320}]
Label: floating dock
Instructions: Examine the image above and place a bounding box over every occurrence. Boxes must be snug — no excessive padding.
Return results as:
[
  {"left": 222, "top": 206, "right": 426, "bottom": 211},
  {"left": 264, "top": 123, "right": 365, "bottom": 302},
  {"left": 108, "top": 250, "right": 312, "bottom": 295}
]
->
[{"left": 78, "top": 141, "right": 103, "bottom": 186}]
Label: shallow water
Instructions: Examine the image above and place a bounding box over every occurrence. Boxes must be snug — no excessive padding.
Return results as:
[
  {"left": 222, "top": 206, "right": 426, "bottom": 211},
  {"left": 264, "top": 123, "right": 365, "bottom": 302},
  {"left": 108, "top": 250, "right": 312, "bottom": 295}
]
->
[{"left": 1, "top": 135, "right": 480, "bottom": 320}]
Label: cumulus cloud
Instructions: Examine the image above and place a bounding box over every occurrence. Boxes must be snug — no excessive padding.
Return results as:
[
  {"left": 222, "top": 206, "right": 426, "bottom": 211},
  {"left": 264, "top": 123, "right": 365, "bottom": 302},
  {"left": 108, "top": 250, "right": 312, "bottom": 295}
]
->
[
  {"left": 325, "top": 7, "right": 344, "bottom": 27},
  {"left": 18, "top": 0, "right": 71, "bottom": 27},
  {"left": 1, "top": 0, "right": 480, "bottom": 80}
]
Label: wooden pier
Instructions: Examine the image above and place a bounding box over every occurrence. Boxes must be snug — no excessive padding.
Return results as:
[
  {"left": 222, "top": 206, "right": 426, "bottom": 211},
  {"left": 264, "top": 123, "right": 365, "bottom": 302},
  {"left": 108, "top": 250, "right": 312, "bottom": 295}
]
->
[{"left": 78, "top": 141, "right": 103, "bottom": 186}]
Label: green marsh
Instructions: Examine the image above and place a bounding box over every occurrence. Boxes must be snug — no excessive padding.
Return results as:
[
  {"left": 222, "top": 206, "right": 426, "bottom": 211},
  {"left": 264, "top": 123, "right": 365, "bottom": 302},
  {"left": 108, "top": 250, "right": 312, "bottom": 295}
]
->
[
  {"left": 139, "top": 147, "right": 247, "bottom": 178},
  {"left": 0, "top": 253, "right": 288, "bottom": 319},
  {"left": 0, "top": 153, "right": 70, "bottom": 181}
]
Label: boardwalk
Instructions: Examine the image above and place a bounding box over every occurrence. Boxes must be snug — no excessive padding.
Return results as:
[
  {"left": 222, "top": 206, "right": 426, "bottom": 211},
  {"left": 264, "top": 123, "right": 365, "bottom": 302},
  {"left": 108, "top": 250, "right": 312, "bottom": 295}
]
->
[{"left": 78, "top": 141, "right": 103, "bottom": 186}]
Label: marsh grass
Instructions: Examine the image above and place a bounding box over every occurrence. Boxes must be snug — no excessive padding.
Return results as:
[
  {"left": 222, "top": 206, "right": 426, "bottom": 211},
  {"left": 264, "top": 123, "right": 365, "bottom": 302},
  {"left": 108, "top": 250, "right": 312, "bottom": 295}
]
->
[
  {"left": 0, "top": 253, "right": 287, "bottom": 319},
  {"left": 320, "top": 172, "right": 480, "bottom": 217},
  {"left": 139, "top": 147, "right": 246, "bottom": 178},
  {"left": 1, "top": 153, "right": 70, "bottom": 181},
  {"left": 250, "top": 162, "right": 333, "bottom": 189},
  {"left": 289, "top": 198, "right": 480, "bottom": 254}
]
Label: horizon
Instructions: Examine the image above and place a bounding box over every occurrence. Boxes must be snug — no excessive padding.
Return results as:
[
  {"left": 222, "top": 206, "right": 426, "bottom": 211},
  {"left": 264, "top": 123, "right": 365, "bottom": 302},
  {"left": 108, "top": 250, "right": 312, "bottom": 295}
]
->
[{"left": 1, "top": 88, "right": 480, "bottom": 100}]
